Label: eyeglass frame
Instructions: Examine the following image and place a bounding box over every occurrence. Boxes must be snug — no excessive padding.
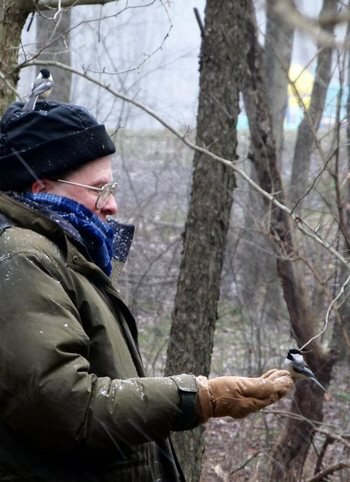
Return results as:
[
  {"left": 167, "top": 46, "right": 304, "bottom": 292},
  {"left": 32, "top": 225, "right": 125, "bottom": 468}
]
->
[{"left": 56, "top": 178, "right": 118, "bottom": 210}]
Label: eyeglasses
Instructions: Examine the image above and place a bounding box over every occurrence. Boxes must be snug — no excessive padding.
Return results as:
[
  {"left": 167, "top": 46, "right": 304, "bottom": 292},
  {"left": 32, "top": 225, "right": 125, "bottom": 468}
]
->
[{"left": 56, "top": 179, "right": 118, "bottom": 210}]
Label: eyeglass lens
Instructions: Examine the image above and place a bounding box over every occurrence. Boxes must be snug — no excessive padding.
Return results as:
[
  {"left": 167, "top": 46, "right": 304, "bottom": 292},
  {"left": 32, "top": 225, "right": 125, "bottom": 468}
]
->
[{"left": 96, "top": 184, "right": 117, "bottom": 210}]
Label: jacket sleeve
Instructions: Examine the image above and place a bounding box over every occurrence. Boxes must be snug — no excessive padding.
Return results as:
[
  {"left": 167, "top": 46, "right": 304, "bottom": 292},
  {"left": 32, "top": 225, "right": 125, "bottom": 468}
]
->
[{"left": 0, "top": 244, "right": 199, "bottom": 453}]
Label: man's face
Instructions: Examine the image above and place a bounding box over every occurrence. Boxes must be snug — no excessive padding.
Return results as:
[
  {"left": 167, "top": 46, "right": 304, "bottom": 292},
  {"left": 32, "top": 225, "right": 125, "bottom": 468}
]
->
[{"left": 33, "top": 156, "right": 118, "bottom": 221}]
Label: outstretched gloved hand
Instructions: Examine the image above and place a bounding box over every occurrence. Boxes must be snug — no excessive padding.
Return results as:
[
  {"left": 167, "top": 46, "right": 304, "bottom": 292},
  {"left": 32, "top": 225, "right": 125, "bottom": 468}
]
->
[{"left": 196, "top": 369, "right": 293, "bottom": 423}]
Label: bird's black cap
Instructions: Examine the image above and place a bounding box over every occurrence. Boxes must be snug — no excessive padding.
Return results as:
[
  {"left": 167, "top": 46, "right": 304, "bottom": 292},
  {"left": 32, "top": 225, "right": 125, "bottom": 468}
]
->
[
  {"left": 39, "top": 68, "right": 51, "bottom": 79},
  {"left": 287, "top": 348, "right": 301, "bottom": 360}
]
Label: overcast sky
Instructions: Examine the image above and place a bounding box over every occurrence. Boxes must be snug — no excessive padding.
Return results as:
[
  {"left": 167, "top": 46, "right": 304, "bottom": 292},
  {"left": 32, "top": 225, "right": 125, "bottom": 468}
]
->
[
  {"left": 20, "top": 1, "right": 206, "bottom": 130},
  {"left": 19, "top": 0, "right": 337, "bottom": 131}
]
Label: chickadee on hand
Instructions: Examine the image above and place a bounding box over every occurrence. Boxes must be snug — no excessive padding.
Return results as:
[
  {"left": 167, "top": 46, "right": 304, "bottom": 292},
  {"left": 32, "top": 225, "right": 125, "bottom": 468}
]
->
[
  {"left": 284, "top": 348, "right": 327, "bottom": 392},
  {"left": 22, "top": 68, "right": 54, "bottom": 112}
]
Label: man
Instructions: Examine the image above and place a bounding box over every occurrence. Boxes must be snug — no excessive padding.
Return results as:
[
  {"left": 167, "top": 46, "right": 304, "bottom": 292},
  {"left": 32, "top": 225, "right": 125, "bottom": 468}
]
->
[{"left": 0, "top": 100, "right": 293, "bottom": 481}]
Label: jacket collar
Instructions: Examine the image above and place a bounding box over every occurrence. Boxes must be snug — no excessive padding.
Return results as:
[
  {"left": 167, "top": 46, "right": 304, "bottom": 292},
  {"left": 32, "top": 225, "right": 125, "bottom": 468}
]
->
[{"left": 0, "top": 193, "right": 134, "bottom": 282}]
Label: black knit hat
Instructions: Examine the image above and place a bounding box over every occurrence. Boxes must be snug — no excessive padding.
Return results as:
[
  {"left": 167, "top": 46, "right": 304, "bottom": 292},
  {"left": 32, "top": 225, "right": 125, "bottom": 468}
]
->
[{"left": 0, "top": 100, "right": 116, "bottom": 191}]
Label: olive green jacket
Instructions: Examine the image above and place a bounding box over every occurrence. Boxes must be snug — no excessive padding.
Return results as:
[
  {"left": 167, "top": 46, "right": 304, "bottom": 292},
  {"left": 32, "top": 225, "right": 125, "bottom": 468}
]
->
[{"left": 0, "top": 193, "right": 198, "bottom": 481}]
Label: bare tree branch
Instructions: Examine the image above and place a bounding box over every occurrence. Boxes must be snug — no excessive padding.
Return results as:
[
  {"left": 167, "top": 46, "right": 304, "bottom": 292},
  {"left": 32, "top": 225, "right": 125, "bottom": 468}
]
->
[
  {"left": 193, "top": 7, "right": 205, "bottom": 38},
  {"left": 0, "top": 71, "right": 23, "bottom": 101},
  {"left": 230, "top": 451, "right": 261, "bottom": 476},
  {"left": 265, "top": 409, "right": 350, "bottom": 449},
  {"left": 314, "top": 434, "right": 335, "bottom": 478},
  {"left": 36, "top": 0, "right": 117, "bottom": 9},
  {"left": 273, "top": 0, "right": 348, "bottom": 48},
  {"left": 306, "top": 462, "right": 350, "bottom": 482},
  {"left": 319, "top": 10, "right": 350, "bottom": 27},
  {"left": 22, "top": 59, "right": 350, "bottom": 272}
]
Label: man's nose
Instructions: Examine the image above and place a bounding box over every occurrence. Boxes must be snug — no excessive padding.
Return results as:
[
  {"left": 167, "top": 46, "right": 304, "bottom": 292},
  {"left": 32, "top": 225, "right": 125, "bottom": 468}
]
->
[{"left": 103, "top": 194, "right": 118, "bottom": 216}]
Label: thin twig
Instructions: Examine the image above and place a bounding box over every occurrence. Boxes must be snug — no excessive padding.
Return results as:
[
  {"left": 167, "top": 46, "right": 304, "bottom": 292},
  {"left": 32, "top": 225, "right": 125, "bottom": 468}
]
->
[
  {"left": 36, "top": 0, "right": 115, "bottom": 8},
  {"left": 273, "top": 0, "right": 348, "bottom": 48},
  {"left": 306, "top": 461, "right": 350, "bottom": 482},
  {"left": 193, "top": 7, "right": 205, "bottom": 37},
  {"left": 230, "top": 451, "right": 261, "bottom": 475},
  {"left": 314, "top": 434, "right": 335, "bottom": 477},
  {"left": 300, "top": 272, "right": 350, "bottom": 351},
  {"left": 53, "top": 0, "right": 62, "bottom": 19},
  {"left": 264, "top": 409, "right": 350, "bottom": 449},
  {"left": 21, "top": 59, "right": 350, "bottom": 275},
  {"left": 0, "top": 71, "right": 23, "bottom": 101}
]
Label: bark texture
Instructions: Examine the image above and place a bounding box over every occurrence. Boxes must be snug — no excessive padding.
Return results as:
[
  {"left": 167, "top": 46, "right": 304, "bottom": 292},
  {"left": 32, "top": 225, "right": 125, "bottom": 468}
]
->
[
  {"left": 332, "top": 36, "right": 350, "bottom": 363},
  {"left": 0, "top": 1, "right": 31, "bottom": 114},
  {"left": 289, "top": 0, "right": 337, "bottom": 206},
  {"left": 239, "top": 0, "right": 295, "bottom": 342},
  {"left": 164, "top": 1, "right": 239, "bottom": 480},
  {"left": 236, "top": 0, "right": 336, "bottom": 479}
]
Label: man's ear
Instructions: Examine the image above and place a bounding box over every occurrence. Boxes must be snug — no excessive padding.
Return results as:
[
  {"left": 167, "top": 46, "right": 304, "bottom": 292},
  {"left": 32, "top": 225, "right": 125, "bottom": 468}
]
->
[{"left": 31, "top": 179, "right": 52, "bottom": 193}]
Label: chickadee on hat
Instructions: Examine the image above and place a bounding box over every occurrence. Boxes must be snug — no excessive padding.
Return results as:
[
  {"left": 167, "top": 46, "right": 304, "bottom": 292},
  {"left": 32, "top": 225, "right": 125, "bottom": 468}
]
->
[{"left": 0, "top": 101, "right": 116, "bottom": 191}]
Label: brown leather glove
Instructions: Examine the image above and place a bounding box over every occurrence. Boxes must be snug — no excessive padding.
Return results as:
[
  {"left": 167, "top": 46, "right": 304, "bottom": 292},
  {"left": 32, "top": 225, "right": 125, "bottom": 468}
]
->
[{"left": 196, "top": 369, "right": 293, "bottom": 423}]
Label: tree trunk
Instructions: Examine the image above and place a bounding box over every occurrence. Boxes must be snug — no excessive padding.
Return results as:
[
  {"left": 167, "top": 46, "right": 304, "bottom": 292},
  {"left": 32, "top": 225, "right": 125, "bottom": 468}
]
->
[
  {"left": 0, "top": 1, "right": 31, "bottom": 114},
  {"left": 236, "top": 0, "right": 337, "bottom": 479},
  {"left": 164, "top": 1, "right": 240, "bottom": 480},
  {"left": 1, "top": 0, "right": 115, "bottom": 114},
  {"left": 36, "top": 9, "right": 72, "bottom": 102},
  {"left": 238, "top": 0, "right": 295, "bottom": 343},
  {"left": 265, "top": 0, "right": 294, "bottom": 163},
  {"left": 332, "top": 30, "right": 350, "bottom": 363},
  {"left": 239, "top": 162, "right": 285, "bottom": 364},
  {"left": 289, "top": 0, "right": 337, "bottom": 206}
]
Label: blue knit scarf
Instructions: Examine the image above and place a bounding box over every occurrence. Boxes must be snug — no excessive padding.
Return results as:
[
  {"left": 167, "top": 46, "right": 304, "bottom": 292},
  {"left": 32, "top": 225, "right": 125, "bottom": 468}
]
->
[{"left": 21, "top": 192, "right": 120, "bottom": 276}]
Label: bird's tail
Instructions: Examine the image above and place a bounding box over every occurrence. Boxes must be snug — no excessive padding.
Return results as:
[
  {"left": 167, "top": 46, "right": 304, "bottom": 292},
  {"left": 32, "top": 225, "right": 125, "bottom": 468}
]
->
[
  {"left": 312, "top": 377, "right": 327, "bottom": 392},
  {"left": 22, "top": 95, "right": 38, "bottom": 112}
]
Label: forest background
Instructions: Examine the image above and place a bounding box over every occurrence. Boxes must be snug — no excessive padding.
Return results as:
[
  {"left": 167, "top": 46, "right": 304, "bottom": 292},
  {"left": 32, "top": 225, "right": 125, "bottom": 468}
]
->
[{"left": 1, "top": 0, "right": 350, "bottom": 480}]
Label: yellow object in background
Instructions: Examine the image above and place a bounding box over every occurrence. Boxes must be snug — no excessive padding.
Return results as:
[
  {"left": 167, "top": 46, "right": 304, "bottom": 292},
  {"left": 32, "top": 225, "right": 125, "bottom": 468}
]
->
[{"left": 288, "top": 63, "right": 314, "bottom": 109}]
